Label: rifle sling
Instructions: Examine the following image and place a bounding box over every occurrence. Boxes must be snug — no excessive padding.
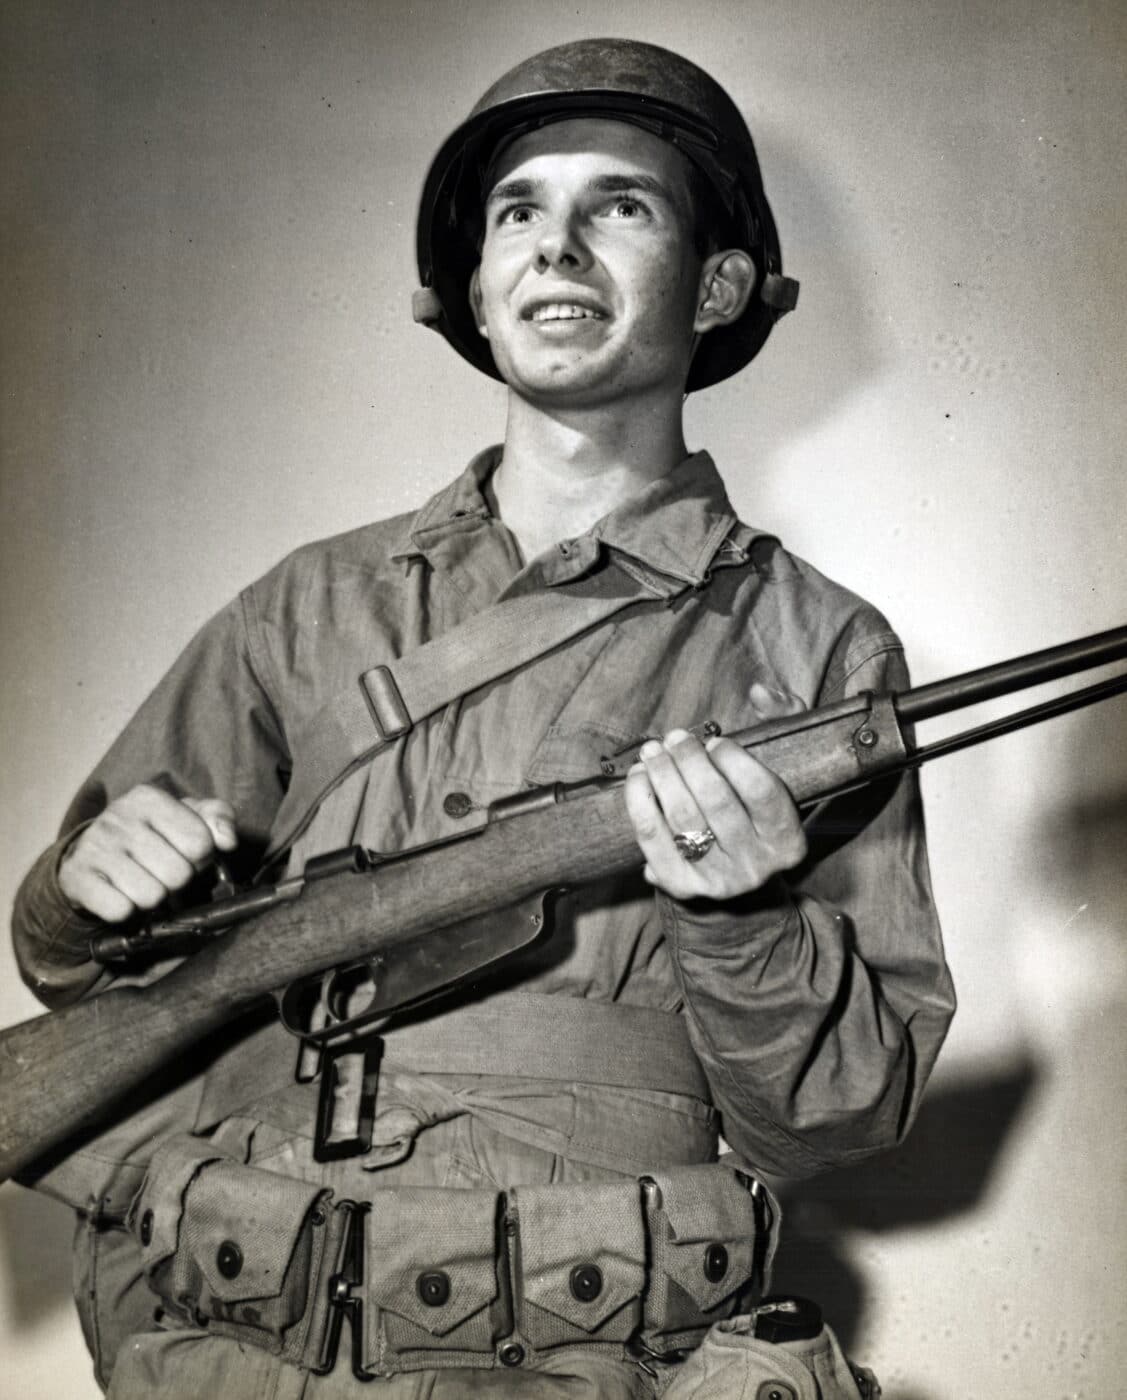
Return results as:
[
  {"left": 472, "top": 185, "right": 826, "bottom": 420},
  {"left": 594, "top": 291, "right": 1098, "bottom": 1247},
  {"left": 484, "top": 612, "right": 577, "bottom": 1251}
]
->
[{"left": 264, "top": 553, "right": 739, "bottom": 863}]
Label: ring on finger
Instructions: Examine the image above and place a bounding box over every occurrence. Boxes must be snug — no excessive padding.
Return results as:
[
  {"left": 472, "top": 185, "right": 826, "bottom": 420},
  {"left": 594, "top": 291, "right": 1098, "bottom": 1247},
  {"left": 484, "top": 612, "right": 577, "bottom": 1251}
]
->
[{"left": 673, "top": 828, "right": 716, "bottom": 863}]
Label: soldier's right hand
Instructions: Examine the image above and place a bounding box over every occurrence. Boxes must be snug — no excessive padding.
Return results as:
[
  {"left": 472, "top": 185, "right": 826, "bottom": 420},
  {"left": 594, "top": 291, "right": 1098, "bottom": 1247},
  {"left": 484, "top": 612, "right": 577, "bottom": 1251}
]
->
[{"left": 58, "top": 784, "right": 238, "bottom": 923}]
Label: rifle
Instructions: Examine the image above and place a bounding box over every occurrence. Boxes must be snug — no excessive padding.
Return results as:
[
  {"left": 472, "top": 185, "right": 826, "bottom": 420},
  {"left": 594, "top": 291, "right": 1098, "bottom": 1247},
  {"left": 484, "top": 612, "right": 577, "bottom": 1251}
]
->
[{"left": 1, "top": 625, "right": 1125, "bottom": 1183}]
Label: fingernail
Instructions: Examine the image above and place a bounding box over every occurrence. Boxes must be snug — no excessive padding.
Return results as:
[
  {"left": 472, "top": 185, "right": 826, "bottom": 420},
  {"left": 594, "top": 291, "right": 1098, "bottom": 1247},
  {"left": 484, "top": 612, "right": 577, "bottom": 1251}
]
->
[
  {"left": 664, "top": 728, "right": 691, "bottom": 746},
  {"left": 705, "top": 735, "right": 723, "bottom": 752},
  {"left": 639, "top": 740, "right": 662, "bottom": 759}
]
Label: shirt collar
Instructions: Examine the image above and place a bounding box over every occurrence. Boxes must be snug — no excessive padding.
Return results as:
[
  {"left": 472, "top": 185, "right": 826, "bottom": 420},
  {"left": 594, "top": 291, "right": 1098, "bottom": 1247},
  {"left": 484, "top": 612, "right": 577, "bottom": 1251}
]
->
[{"left": 393, "top": 447, "right": 751, "bottom": 587}]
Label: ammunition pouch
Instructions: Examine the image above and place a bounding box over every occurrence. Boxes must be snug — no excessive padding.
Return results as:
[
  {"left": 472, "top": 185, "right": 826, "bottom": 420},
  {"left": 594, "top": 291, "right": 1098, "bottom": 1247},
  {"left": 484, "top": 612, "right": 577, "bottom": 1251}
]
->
[
  {"left": 131, "top": 1138, "right": 340, "bottom": 1366},
  {"left": 129, "top": 1137, "right": 777, "bottom": 1379}
]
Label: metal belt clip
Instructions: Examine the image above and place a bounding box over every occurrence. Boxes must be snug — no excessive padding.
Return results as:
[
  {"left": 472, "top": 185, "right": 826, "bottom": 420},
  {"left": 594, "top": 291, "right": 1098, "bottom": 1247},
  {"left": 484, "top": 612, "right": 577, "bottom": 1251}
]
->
[{"left": 312, "top": 1200, "right": 375, "bottom": 1382}]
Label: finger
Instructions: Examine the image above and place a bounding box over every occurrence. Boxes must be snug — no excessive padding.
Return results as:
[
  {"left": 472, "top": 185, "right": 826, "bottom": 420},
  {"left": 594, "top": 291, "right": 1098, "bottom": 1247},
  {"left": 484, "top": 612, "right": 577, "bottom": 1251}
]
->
[
  {"left": 110, "top": 785, "right": 218, "bottom": 869},
  {"left": 183, "top": 797, "right": 239, "bottom": 852},
  {"left": 624, "top": 762, "right": 694, "bottom": 876},
  {"left": 81, "top": 879, "right": 138, "bottom": 924},
  {"left": 115, "top": 821, "right": 198, "bottom": 893},
  {"left": 706, "top": 739, "right": 808, "bottom": 864},
  {"left": 57, "top": 858, "right": 137, "bottom": 923},
  {"left": 637, "top": 733, "right": 711, "bottom": 838},
  {"left": 141, "top": 794, "right": 230, "bottom": 866},
  {"left": 658, "top": 732, "right": 753, "bottom": 854},
  {"left": 97, "top": 854, "right": 172, "bottom": 912}
]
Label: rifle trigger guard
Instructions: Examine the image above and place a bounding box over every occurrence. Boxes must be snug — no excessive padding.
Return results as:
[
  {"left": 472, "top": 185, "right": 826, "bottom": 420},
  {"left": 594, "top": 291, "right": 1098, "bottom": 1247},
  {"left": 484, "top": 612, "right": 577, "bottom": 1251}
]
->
[{"left": 850, "top": 692, "right": 907, "bottom": 771}]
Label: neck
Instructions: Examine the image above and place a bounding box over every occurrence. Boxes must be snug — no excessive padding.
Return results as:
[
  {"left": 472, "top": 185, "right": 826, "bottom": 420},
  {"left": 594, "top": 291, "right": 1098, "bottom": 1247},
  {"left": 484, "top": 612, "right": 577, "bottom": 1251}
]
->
[{"left": 490, "top": 391, "right": 689, "bottom": 563}]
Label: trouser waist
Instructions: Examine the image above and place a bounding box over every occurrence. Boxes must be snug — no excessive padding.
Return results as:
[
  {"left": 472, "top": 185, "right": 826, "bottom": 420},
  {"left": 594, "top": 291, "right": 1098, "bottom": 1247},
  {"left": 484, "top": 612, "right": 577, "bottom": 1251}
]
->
[{"left": 131, "top": 1137, "right": 779, "bottom": 1380}]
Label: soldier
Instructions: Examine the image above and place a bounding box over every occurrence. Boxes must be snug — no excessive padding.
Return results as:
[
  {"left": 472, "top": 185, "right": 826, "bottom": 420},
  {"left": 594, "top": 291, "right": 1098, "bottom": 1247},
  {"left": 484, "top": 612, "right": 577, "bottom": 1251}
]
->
[{"left": 12, "top": 38, "right": 954, "bottom": 1399}]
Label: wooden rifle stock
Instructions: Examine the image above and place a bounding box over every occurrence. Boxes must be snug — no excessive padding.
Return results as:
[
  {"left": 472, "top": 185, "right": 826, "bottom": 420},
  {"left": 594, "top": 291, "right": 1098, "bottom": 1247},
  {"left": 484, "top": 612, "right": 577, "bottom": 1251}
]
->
[{"left": 1, "top": 624, "right": 1124, "bottom": 1183}]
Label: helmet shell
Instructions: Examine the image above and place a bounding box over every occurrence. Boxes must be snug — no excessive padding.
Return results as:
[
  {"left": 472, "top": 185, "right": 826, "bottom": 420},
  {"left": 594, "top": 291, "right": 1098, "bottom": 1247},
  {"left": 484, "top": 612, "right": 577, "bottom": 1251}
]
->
[{"left": 414, "top": 38, "right": 798, "bottom": 392}]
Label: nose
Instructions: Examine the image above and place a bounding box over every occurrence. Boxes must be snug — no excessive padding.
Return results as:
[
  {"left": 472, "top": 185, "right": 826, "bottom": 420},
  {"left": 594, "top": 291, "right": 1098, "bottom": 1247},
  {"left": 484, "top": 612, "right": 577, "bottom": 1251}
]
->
[{"left": 533, "top": 210, "right": 592, "bottom": 273}]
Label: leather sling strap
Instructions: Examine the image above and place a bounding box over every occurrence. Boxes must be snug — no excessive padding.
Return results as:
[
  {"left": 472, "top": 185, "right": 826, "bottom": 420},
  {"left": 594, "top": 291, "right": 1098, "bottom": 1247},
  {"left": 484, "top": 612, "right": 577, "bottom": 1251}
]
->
[{"left": 264, "top": 559, "right": 689, "bottom": 861}]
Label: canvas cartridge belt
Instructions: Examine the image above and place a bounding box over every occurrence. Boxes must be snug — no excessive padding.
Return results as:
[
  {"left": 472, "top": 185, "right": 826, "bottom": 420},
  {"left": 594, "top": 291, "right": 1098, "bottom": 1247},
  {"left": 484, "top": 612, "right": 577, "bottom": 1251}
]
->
[{"left": 130, "top": 1136, "right": 779, "bottom": 1380}]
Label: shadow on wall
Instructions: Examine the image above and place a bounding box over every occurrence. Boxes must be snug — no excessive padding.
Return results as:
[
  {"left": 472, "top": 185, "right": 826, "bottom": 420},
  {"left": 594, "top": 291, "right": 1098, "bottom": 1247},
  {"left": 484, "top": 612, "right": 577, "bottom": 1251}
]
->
[
  {"left": 0, "top": 1184, "right": 75, "bottom": 1327},
  {"left": 770, "top": 1059, "right": 1039, "bottom": 1358}
]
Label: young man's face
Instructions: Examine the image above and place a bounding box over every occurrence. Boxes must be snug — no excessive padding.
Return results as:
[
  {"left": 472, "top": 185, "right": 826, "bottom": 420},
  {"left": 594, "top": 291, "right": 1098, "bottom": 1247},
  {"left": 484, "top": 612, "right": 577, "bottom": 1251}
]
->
[{"left": 471, "top": 117, "right": 708, "bottom": 409}]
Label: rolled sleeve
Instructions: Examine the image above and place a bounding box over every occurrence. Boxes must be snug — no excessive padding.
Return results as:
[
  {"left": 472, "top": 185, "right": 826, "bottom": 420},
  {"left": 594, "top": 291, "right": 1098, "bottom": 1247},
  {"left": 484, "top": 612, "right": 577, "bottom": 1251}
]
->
[
  {"left": 11, "top": 590, "right": 289, "bottom": 1008},
  {"left": 661, "top": 642, "right": 955, "bottom": 1178}
]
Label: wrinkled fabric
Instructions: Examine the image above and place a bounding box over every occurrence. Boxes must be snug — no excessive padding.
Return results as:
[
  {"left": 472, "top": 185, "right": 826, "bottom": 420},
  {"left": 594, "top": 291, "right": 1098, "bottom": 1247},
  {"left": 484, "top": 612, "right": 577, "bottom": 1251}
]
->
[{"left": 13, "top": 448, "right": 954, "bottom": 1392}]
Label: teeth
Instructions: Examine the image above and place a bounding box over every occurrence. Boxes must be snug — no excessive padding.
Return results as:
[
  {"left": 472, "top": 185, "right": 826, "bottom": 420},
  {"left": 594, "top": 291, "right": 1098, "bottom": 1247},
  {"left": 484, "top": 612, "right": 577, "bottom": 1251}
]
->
[{"left": 531, "top": 303, "right": 602, "bottom": 322}]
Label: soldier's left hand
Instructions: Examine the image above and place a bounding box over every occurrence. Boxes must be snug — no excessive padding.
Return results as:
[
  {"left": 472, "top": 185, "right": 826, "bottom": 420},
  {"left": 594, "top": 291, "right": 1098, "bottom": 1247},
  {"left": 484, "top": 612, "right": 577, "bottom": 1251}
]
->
[{"left": 624, "top": 683, "right": 808, "bottom": 901}]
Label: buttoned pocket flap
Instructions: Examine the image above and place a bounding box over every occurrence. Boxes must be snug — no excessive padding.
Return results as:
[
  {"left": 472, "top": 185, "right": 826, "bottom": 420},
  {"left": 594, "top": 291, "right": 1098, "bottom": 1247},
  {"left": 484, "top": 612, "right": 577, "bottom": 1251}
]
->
[
  {"left": 515, "top": 1181, "right": 645, "bottom": 1344},
  {"left": 650, "top": 1164, "right": 759, "bottom": 1314},
  {"left": 365, "top": 1186, "right": 501, "bottom": 1342},
  {"left": 131, "top": 1134, "right": 229, "bottom": 1274},
  {"left": 180, "top": 1160, "right": 324, "bottom": 1305}
]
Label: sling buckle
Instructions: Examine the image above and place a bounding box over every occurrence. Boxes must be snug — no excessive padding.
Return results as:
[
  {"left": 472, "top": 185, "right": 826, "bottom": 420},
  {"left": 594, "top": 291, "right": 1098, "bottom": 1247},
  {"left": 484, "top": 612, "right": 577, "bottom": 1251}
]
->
[
  {"left": 312, "top": 1200, "right": 375, "bottom": 1381},
  {"left": 359, "top": 665, "right": 412, "bottom": 742}
]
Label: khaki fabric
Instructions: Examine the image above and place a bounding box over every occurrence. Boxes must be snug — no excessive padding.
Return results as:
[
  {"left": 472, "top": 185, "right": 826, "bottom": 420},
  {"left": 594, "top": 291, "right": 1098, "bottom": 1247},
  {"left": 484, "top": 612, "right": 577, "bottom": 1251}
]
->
[
  {"left": 659, "top": 1316, "right": 878, "bottom": 1400},
  {"left": 13, "top": 449, "right": 948, "bottom": 1393}
]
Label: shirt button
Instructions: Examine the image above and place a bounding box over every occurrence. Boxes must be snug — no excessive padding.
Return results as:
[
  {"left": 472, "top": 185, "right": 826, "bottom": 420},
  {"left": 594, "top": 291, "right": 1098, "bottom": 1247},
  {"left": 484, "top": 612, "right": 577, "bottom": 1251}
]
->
[{"left": 443, "top": 792, "right": 474, "bottom": 819}]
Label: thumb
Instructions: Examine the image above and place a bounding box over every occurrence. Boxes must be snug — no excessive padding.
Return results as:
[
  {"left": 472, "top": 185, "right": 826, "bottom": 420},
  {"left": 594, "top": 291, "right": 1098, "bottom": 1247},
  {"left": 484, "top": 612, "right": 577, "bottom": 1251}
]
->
[
  {"left": 183, "top": 796, "right": 239, "bottom": 851},
  {"left": 748, "top": 680, "right": 805, "bottom": 719}
]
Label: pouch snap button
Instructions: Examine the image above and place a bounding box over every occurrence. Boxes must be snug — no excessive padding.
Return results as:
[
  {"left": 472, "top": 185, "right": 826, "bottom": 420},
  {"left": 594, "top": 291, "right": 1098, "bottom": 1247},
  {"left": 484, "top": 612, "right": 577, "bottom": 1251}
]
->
[
  {"left": 443, "top": 791, "right": 474, "bottom": 818},
  {"left": 569, "top": 1263, "right": 603, "bottom": 1302},
  {"left": 499, "top": 1342, "right": 525, "bottom": 1367},
  {"left": 216, "top": 1240, "right": 243, "bottom": 1280},
  {"left": 139, "top": 1208, "right": 153, "bottom": 1246},
  {"left": 416, "top": 1270, "right": 451, "bottom": 1307},
  {"left": 703, "top": 1242, "right": 729, "bottom": 1282}
]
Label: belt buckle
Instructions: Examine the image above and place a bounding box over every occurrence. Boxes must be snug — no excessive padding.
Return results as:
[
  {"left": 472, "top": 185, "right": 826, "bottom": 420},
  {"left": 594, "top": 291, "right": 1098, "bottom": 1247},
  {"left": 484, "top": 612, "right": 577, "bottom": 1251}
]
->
[{"left": 312, "top": 1200, "right": 376, "bottom": 1382}]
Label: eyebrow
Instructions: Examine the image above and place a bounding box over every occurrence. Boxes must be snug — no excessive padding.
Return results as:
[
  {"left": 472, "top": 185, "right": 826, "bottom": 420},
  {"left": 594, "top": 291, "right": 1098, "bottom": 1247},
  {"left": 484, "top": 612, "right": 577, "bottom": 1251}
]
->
[{"left": 485, "top": 172, "right": 677, "bottom": 206}]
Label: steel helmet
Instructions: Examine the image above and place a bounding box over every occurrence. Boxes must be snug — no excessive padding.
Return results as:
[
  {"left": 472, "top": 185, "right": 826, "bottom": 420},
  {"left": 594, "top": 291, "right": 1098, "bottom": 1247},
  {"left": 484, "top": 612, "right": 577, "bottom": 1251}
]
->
[{"left": 413, "top": 38, "right": 799, "bottom": 393}]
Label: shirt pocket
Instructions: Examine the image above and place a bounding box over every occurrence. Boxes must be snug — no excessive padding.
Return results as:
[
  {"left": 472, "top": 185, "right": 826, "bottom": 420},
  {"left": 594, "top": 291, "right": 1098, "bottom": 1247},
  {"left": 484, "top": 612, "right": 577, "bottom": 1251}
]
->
[{"left": 526, "top": 718, "right": 653, "bottom": 785}]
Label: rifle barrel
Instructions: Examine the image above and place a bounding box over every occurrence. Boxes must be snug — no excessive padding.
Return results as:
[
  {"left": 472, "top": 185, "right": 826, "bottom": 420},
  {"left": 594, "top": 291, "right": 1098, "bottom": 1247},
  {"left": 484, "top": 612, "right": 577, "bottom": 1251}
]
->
[{"left": 896, "top": 625, "right": 1127, "bottom": 724}]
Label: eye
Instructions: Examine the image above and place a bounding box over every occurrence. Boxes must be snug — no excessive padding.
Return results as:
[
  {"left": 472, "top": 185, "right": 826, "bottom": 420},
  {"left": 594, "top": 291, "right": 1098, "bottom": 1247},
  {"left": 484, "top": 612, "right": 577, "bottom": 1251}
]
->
[
  {"left": 608, "top": 197, "right": 649, "bottom": 219},
  {"left": 496, "top": 203, "right": 538, "bottom": 226}
]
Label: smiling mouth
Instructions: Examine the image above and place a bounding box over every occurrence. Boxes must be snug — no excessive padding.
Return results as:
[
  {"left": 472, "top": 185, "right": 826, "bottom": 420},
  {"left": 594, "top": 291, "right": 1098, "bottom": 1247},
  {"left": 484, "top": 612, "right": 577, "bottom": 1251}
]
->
[{"left": 527, "top": 302, "right": 607, "bottom": 323}]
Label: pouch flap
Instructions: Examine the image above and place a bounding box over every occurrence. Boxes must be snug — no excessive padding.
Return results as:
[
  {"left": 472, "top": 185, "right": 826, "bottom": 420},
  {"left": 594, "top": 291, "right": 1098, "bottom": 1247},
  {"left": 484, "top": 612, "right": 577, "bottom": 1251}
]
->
[
  {"left": 179, "top": 1159, "right": 325, "bottom": 1304},
  {"left": 131, "top": 1134, "right": 229, "bottom": 1272},
  {"left": 515, "top": 1181, "right": 645, "bottom": 1332},
  {"left": 650, "top": 1164, "right": 759, "bottom": 1312},
  {"left": 365, "top": 1186, "right": 501, "bottom": 1337}
]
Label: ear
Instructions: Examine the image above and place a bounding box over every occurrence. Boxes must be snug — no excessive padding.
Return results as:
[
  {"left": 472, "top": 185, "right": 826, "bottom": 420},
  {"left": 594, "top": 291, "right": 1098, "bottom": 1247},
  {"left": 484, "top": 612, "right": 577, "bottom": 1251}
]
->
[
  {"left": 694, "top": 250, "right": 757, "bottom": 335},
  {"left": 468, "top": 268, "right": 489, "bottom": 339}
]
